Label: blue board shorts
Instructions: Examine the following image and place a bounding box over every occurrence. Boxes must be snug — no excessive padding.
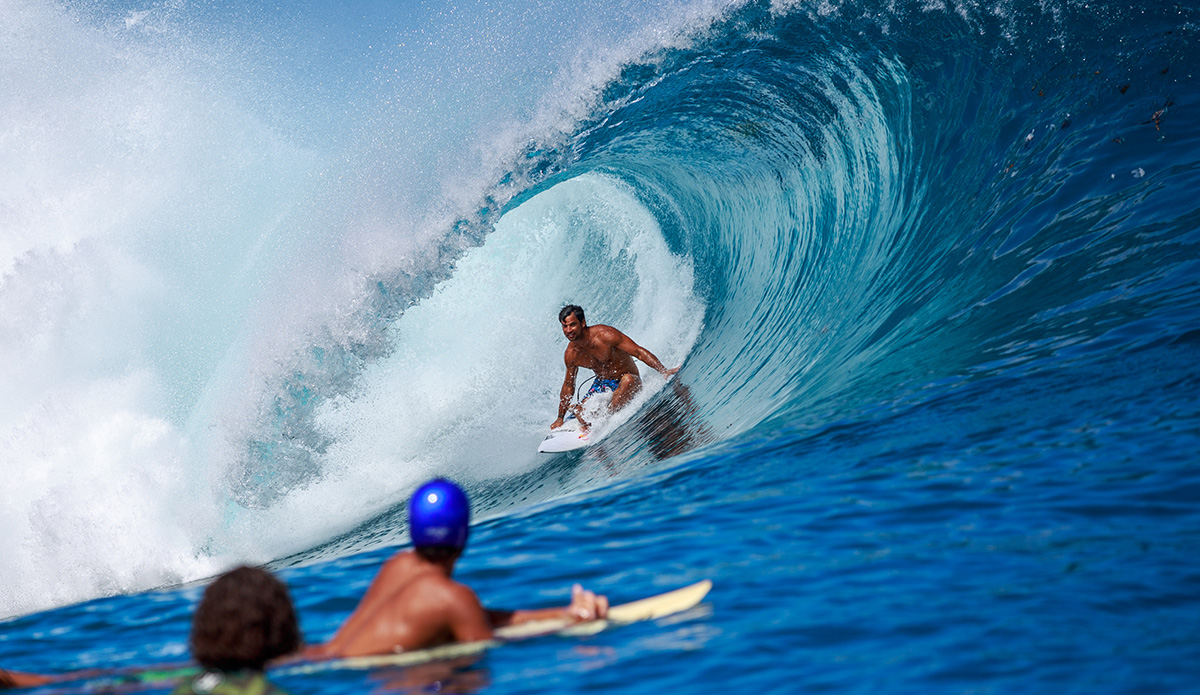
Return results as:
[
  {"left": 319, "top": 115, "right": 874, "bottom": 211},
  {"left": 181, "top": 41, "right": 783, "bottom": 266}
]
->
[{"left": 587, "top": 378, "right": 622, "bottom": 396}]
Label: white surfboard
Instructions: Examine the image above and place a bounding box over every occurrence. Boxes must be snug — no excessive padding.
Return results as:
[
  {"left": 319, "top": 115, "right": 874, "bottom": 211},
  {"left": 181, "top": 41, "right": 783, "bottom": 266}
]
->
[
  {"left": 537, "top": 418, "right": 592, "bottom": 453},
  {"left": 280, "top": 580, "right": 713, "bottom": 674}
]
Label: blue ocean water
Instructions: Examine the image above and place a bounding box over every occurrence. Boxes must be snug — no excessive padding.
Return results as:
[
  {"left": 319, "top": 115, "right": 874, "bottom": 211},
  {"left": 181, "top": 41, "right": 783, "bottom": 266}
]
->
[{"left": 2, "top": 0, "right": 1199, "bottom": 693}]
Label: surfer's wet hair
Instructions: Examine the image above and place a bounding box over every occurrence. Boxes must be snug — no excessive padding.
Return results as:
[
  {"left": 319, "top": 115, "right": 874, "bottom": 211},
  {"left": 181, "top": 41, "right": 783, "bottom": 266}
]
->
[
  {"left": 190, "top": 566, "right": 301, "bottom": 671},
  {"left": 559, "top": 305, "right": 585, "bottom": 324}
]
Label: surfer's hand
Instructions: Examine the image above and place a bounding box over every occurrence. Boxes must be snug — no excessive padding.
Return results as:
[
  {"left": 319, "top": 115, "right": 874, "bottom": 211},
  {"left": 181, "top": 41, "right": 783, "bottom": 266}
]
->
[
  {"left": 551, "top": 418, "right": 565, "bottom": 430},
  {"left": 567, "top": 584, "right": 609, "bottom": 622},
  {"left": 664, "top": 366, "right": 680, "bottom": 377}
]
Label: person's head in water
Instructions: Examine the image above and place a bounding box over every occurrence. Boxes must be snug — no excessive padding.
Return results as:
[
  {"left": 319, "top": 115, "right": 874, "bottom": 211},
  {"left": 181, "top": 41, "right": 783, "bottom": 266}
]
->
[
  {"left": 559, "top": 305, "right": 585, "bottom": 342},
  {"left": 190, "top": 566, "right": 301, "bottom": 672},
  {"left": 410, "top": 478, "right": 471, "bottom": 564}
]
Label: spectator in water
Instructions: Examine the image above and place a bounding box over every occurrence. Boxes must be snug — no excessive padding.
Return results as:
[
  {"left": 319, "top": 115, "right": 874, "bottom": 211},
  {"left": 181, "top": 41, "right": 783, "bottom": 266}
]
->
[
  {"left": 171, "top": 565, "right": 301, "bottom": 695},
  {"left": 0, "top": 566, "right": 301, "bottom": 693},
  {"left": 309, "top": 478, "right": 608, "bottom": 658}
]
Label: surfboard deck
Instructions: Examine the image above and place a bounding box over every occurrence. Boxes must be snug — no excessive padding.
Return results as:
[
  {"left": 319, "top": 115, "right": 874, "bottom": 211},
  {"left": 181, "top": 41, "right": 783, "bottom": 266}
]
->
[
  {"left": 278, "top": 579, "right": 713, "bottom": 674},
  {"left": 537, "top": 418, "right": 592, "bottom": 453}
]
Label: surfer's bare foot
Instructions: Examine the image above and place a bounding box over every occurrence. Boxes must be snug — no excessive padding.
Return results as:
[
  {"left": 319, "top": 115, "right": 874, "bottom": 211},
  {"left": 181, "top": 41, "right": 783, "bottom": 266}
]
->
[{"left": 570, "top": 404, "right": 590, "bottom": 431}]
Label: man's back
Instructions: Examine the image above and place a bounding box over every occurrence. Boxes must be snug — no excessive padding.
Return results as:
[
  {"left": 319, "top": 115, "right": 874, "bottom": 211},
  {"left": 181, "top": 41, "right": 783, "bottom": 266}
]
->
[
  {"left": 309, "top": 479, "right": 608, "bottom": 659},
  {"left": 316, "top": 552, "right": 491, "bottom": 658}
]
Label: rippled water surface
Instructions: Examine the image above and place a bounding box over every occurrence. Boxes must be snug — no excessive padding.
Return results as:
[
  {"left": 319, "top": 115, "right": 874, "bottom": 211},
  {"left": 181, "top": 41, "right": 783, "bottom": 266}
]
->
[{"left": 2, "top": 0, "right": 1198, "bottom": 692}]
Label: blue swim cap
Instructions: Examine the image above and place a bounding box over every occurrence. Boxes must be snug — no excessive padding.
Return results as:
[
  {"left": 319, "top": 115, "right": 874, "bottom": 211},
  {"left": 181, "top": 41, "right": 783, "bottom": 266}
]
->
[{"left": 409, "top": 478, "right": 470, "bottom": 549}]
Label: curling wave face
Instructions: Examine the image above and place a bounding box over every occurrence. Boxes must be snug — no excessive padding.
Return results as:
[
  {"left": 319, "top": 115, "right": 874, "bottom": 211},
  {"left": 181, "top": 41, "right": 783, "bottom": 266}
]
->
[{"left": 1, "top": 0, "right": 1197, "bottom": 617}]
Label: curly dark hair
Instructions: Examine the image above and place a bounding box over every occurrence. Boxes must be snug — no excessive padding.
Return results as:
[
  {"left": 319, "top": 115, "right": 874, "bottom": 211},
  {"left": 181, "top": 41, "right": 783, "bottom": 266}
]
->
[
  {"left": 190, "top": 566, "right": 301, "bottom": 671},
  {"left": 559, "top": 305, "right": 585, "bottom": 324}
]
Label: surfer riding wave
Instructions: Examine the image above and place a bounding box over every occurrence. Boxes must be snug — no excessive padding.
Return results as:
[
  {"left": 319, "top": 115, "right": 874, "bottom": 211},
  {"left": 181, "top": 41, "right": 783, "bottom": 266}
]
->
[{"left": 552, "top": 305, "right": 679, "bottom": 432}]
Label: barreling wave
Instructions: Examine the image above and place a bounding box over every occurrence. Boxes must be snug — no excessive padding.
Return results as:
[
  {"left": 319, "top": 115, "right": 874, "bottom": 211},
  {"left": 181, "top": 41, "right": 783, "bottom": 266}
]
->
[
  {"left": 249, "top": 0, "right": 1200, "bottom": 558},
  {"left": 2, "top": 0, "right": 1196, "bottom": 615}
]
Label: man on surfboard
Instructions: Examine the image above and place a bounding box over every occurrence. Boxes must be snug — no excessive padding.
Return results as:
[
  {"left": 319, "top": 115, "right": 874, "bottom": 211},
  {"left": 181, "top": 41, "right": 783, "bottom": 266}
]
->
[
  {"left": 551, "top": 305, "right": 679, "bottom": 432},
  {"left": 308, "top": 479, "right": 609, "bottom": 658}
]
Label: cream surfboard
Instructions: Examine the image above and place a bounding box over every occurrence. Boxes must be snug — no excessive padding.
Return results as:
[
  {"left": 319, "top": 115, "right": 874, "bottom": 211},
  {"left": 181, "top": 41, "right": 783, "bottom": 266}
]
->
[{"left": 279, "top": 579, "right": 713, "bottom": 674}]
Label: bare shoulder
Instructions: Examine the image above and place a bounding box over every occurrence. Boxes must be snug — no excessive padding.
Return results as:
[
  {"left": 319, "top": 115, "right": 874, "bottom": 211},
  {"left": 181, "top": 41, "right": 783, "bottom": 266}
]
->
[
  {"left": 372, "top": 551, "right": 422, "bottom": 588},
  {"left": 590, "top": 324, "right": 626, "bottom": 343},
  {"left": 407, "top": 573, "right": 486, "bottom": 622},
  {"left": 411, "top": 572, "right": 480, "bottom": 605},
  {"left": 444, "top": 579, "right": 486, "bottom": 611}
]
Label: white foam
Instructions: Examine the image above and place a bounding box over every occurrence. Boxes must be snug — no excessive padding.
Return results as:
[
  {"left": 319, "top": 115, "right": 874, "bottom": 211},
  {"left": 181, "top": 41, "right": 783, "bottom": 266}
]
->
[
  {"left": 0, "top": 0, "right": 317, "bottom": 616},
  {"left": 0, "top": 371, "right": 222, "bottom": 616},
  {"left": 0, "top": 0, "right": 720, "bottom": 618},
  {"left": 312, "top": 173, "right": 703, "bottom": 497}
]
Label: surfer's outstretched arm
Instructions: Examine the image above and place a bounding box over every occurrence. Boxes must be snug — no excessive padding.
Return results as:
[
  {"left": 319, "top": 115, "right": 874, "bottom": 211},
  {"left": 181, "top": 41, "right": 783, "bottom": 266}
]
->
[
  {"left": 551, "top": 364, "right": 579, "bottom": 429},
  {"left": 486, "top": 584, "right": 609, "bottom": 628},
  {"left": 612, "top": 331, "right": 678, "bottom": 376},
  {"left": 0, "top": 667, "right": 52, "bottom": 689}
]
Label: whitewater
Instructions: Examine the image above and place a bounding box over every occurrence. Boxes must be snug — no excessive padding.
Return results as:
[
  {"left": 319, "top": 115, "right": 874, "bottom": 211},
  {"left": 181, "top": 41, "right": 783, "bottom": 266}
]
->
[{"left": 2, "top": 0, "right": 1198, "bottom": 692}]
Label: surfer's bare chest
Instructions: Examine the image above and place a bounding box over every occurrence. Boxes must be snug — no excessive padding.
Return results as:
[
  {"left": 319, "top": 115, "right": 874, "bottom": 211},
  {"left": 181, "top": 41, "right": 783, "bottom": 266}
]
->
[
  {"left": 567, "top": 342, "right": 617, "bottom": 369},
  {"left": 566, "top": 334, "right": 635, "bottom": 376}
]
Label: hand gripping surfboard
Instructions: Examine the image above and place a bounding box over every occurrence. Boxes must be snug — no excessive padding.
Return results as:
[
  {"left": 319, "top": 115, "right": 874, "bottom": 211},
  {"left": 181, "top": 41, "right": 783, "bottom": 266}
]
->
[
  {"left": 279, "top": 579, "right": 713, "bottom": 674},
  {"left": 537, "top": 418, "right": 592, "bottom": 453}
]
